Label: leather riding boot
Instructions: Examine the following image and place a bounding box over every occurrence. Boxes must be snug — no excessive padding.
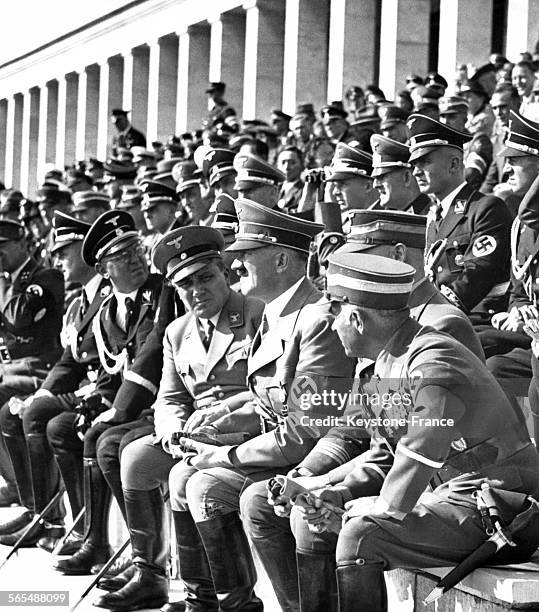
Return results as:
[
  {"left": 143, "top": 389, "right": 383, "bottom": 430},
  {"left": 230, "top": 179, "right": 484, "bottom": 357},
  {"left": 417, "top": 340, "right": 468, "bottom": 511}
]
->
[
  {"left": 297, "top": 551, "right": 337, "bottom": 612},
  {"left": 249, "top": 533, "right": 299, "bottom": 612},
  {"left": 96, "top": 564, "right": 136, "bottom": 592},
  {"left": 196, "top": 512, "right": 263, "bottom": 612},
  {"left": 26, "top": 433, "right": 65, "bottom": 551},
  {"left": 169, "top": 510, "right": 218, "bottom": 612},
  {"left": 53, "top": 458, "right": 112, "bottom": 575},
  {"left": 336, "top": 561, "right": 388, "bottom": 612},
  {"left": 94, "top": 487, "right": 169, "bottom": 611},
  {"left": 0, "top": 431, "right": 19, "bottom": 506},
  {"left": 0, "top": 522, "right": 64, "bottom": 547},
  {"left": 0, "top": 432, "right": 33, "bottom": 534}
]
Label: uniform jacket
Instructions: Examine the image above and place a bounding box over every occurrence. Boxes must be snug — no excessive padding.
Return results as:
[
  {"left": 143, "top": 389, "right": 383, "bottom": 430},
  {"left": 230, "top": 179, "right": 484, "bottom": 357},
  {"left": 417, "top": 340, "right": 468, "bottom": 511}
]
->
[
  {"left": 298, "top": 277, "right": 485, "bottom": 475},
  {"left": 0, "top": 258, "right": 64, "bottom": 368},
  {"left": 426, "top": 182, "right": 512, "bottom": 311},
  {"left": 41, "top": 279, "right": 110, "bottom": 395},
  {"left": 336, "top": 319, "right": 536, "bottom": 515},
  {"left": 112, "top": 126, "right": 146, "bottom": 155},
  {"left": 464, "top": 132, "right": 493, "bottom": 190},
  {"left": 227, "top": 278, "right": 357, "bottom": 470},
  {"left": 91, "top": 273, "right": 163, "bottom": 407},
  {"left": 406, "top": 193, "right": 432, "bottom": 215},
  {"left": 153, "top": 290, "right": 264, "bottom": 440},
  {"left": 277, "top": 179, "right": 304, "bottom": 214}
]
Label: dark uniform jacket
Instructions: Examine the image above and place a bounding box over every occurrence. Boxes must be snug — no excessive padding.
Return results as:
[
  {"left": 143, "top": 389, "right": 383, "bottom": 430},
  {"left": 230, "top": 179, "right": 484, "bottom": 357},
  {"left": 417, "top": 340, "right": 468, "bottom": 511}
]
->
[
  {"left": 406, "top": 193, "right": 432, "bottom": 215},
  {"left": 41, "top": 278, "right": 110, "bottom": 396},
  {"left": 277, "top": 179, "right": 304, "bottom": 214},
  {"left": 0, "top": 258, "right": 64, "bottom": 372},
  {"left": 222, "top": 278, "right": 356, "bottom": 470},
  {"left": 153, "top": 290, "right": 264, "bottom": 440},
  {"left": 91, "top": 273, "right": 163, "bottom": 407},
  {"left": 112, "top": 125, "right": 147, "bottom": 155},
  {"left": 328, "top": 319, "right": 539, "bottom": 516},
  {"left": 298, "top": 278, "right": 486, "bottom": 475},
  {"left": 425, "top": 182, "right": 512, "bottom": 312}
]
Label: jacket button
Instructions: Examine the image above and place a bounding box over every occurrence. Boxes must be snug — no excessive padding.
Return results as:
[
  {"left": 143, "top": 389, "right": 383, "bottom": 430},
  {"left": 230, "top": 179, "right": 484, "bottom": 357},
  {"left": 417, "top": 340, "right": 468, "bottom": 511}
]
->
[
  {"left": 209, "top": 375, "right": 216, "bottom": 381},
  {"left": 81, "top": 352, "right": 88, "bottom": 358},
  {"left": 218, "top": 391, "right": 225, "bottom": 398},
  {"left": 437, "top": 266, "right": 443, "bottom": 272},
  {"left": 453, "top": 241, "right": 458, "bottom": 246}
]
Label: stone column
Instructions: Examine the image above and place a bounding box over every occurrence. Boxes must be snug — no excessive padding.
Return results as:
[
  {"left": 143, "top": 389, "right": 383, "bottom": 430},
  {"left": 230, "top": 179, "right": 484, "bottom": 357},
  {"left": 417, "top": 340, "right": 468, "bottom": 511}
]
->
[
  {"left": 85, "top": 65, "right": 100, "bottom": 159},
  {"left": 76, "top": 68, "right": 88, "bottom": 161},
  {"left": 506, "top": 0, "right": 539, "bottom": 62},
  {"left": 378, "top": 0, "right": 430, "bottom": 101},
  {"left": 46, "top": 81, "right": 58, "bottom": 169},
  {"left": 20, "top": 88, "right": 40, "bottom": 196},
  {"left": 64, "top": 72, "right": 79, "bottom": 167},
  {"left": 0, "top": 100, "right": 8, "bottom": 185},
  {"left": 438, "top": 0, "right": 493, "bottom": 79},
  {"left": 96, "top": 60, "right": 110, "bottom": 161},
  {"left": 147, "top": 35, "right": 178, "bottom": 143},
  {"left": 176, "top": 25, "right": 211, "bottom": 133},
  {"left": 56, "top": 76, "right": 67, "bottom": 169},
  {"left": 327, "top": 0, "right": 378, "bottom": 101},
  {"left": 242, "top": 0, "right": 286, "bottom": 120},
  {"left": 131, "top": 45, "right": 150, "bottom": 138},
  {"left": 282, "top": 0, "right": 330, "bottom": 113},
  {"left": 11, "top": 94, "right": 24, "bottom": 190},
  {"left": 122, "top": 49, "right": 134, "bottom": 113}
]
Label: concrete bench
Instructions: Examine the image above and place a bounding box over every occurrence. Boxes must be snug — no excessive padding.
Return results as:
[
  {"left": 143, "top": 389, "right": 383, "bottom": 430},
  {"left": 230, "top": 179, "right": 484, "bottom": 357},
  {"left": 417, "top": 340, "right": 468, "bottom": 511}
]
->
[{"left": 386, "top": 558, "right": 539, "bottom": 611}]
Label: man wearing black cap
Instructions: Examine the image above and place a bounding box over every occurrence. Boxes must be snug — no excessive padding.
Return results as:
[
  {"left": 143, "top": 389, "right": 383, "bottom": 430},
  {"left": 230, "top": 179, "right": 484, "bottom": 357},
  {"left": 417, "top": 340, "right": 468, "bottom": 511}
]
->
[
  {"left": 321, "top": 104, "right": 354, "bottom": 144},
  {"left": 47, "top": 211, "right": 164, "bottom": 575},
  {"left": 460, "top": 81, "right": 495, "bottom": 137},
  {"left": 325, "top": 141, "right": 378, "bottom": 214},
  {"left": 271, "top": 109, "right": 291, "bottom": 147},
  {"left": 0, "top": 189, "right": 24, "bottom": 222},
  {"left": 0, "top": 220, "right": 64, "bottom": 508},
  {"left": 313, "top": 252, "right": 539, "bottom": 612},
  {"left": 378, "top": 105, "right": 410, "bottom": 143},
  {"left": 204, "top": 82, "right": 236, "bottom": 129},
  {"left": 71, "top": 191, "right": 111, "bottom": 224},
  {"left": 174, "top": 200, "right": 355, "bottom": 612},
  {"left": 95, "top": 226, "right": 264, "bottom": 611},
  {"left": 241, "top": 211, "right": 484, "bottom": 612},
  {"left": 233, "top": 152, "right": 285, "bottom": 208},
  {"left": 111, "top": 109, "right": 146, "bottom": 157},
  {"left": 140, "top": 181, "right": 180, "bottom": 254},
  {"left": 0, "top": 212, "right": 99, "bottom": 547},
  {"left": 34, "top": 185, "right": 73, "bottom": 267},
  {"left": 200, "top": 147, "right": 237, "bottom": 199},
  {"left": 408, "top": 113, "right": 512, "bottom": 314},
  {"left": 370, "top": 134, "right": 431, "bottom": 214},
  {"left": 173, "top": 161, "right": 212, "bottom": 225}
]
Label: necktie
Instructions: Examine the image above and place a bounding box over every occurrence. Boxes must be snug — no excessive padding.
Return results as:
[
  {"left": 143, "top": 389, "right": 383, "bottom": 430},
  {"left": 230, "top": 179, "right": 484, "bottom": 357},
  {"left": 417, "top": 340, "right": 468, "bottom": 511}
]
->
[
  {"left": 124, "top": 297, "right": 135, "bottom": 333},
  {"left": 433, "top": 200, "right": 443, "bottom": 232},
  {"left": 79, "top": 291, "right": 89, "bottom": 319},
  {"left": 202, "top": 320, "right": 214, "bottom": 350}
]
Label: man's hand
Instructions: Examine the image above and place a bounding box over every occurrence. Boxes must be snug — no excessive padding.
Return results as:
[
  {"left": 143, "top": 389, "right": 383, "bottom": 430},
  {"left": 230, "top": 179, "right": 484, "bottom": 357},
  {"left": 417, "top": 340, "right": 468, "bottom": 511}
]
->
[
  {"left": 179, "top": 437, "right": 233, "bottom": 469},
  {"left": 518, "top": 304, "right": 539, "bottom": 323},
  {"left": 342, "top": 496, "right": 378, "bottom": 523},
  {"left": 183, "top": 404, "right": 230, "bottom": 434},
  {"left": 295, "top": 487, "right": 347, "bottom": 534},
  {"left": 492, "top": 307, "right": 523, "bottom": 331},
  {"left": 523, "top": 318, "right": 539, "bottom": 358},
  {"left": 92, "top": 408, "right": 117, "bottom": 426},
  {"left": 267, "top": 488, "right": 293, "bottom": 518}
]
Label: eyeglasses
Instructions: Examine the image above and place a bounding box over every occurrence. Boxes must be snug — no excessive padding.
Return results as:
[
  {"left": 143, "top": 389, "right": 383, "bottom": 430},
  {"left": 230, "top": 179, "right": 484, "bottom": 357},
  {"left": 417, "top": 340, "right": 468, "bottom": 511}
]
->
[{"left": 102, "top": 243, "right": 146, "bottom": 265}]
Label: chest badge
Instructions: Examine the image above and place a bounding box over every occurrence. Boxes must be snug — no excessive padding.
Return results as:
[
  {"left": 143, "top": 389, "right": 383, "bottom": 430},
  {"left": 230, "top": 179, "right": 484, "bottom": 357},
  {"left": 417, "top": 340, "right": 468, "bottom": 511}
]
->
[{"left": 454, "top": 199, "right": 466, "bottom": 214}]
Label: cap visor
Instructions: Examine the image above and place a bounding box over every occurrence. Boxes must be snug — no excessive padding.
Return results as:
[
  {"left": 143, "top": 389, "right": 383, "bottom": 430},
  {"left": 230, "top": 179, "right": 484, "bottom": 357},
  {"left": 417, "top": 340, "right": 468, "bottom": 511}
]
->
[
  {"left": 334, "top": 241, "right": 375, "bottom": 254},
  {"left": 371, "top": 167, "right": 397, "bottom": 177},
  {"left": 170, "top": 260, "right": 210, "bottom": 284},
  {"left": 325, "top": 171, "right": 360, "bottom": 182},
  {"left": 98, "top": 232, "right": 140, "bottom": 259},
  {"left": 498, "top": 145, "right": 531, "bottom": 158},
  {"left": 225, "top": 238, "right": 269, "bottom": 252},
  {"left": 408, "top": 146, "right": 439, "bottom": 162}
]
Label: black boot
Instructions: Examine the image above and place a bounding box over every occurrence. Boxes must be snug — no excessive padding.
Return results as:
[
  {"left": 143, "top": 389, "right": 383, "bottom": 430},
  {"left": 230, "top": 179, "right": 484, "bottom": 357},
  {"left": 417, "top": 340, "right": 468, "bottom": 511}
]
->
[
  {"left": 336, "top": 561, "right": 387, "bottom": 612},
  {"left": 94, "top": 487, "right": 169, "bottom": 611},
  {"left": 196, "top": 512, "right": 263, "bottom": 612},
  {"left": 0, "top": 431, "right": 20, "bottom": 507},
  {"left": 97, "top": 564, "right": 136, "bottom": 592},
  {"left": 25, "top": 433, "right": 65, "bottom": 551},
  {"left": 46, "top": 452, "right": 85, "bottom": 554},
  {"left": 162, "top": 510, "right": 218, "bottom": 612},
  {"left": 0, "top": 522, "right": 64, "bottom": 547},
  {"left": 297, "top": 551, "right": 337, "bottom": 612},
  {"left": 249, "top": 531, "right": 299, "bottom": 612},
  {"left": 0, "top": 432, "right": 34, "bottom": 533},
  {"left": 0, "top": 481, "right": 20, "bottom": 507},
  {"left": 53, "top": 458, "right": 112, "bottom": 575}
]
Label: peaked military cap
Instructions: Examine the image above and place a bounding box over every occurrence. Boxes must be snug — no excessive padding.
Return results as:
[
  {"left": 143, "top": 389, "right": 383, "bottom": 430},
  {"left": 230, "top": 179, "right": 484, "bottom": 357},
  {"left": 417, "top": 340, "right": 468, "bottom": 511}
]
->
[
  {"left": 152, "top": 226, "right": 225, "bottom": 283},
  {"left": 35, "top": 185, "right": 72, "bottom": 207},
  {"left": 140, "top": 180, "right": 177, "bottom": 211},
  {"left": 153, "top": 172, "right": 178, "bottom": 191},
  {"left": 378, "top": 105, "right": 409, "bottom": 129},
  {"left": 82, "top": 210, "right": 140, "bottom": 266},
  {"left": 370, "top": 134, "right": 411, "bottom": 177},
  {"left": 271, "top": 109, "right": 291, "bottom": 123},
  {"left": 425, "top": 72, "right": 448, "bottom": 95},
  {"left": 131, "top": 147, "right": 156, "bottom": 165},
  {"left": 500, "top": 111, "right": 539, "bottom": 158},
  {"left": 296, "top": 103, "right": 315, "bottom": 117},
  {"left": 321, "top": 104, "right": 348, "bottom": 122},
  {"left": 103, "top": 159, "right": 137, "bottom": 180},
  {"left": 205, "top": 81, "right": 226, "bottom": 94},
  {"left": 326, "top": 252, "right": 415, "bottom": 309},
  {"left": 117, "top": 185, "right": 142, "bottom": 210},
  {"left": 460, "top": 80, "right": 488, "bottom": 99},
  {"left": 227, "top": 198, "right": 324, "bottom": 254},
  {"left": 438, "top": 95, "right": 469, "bottom": 116},
  {"left": 157, "top": 157, "right": 184, "bottom": 174},
  {"left": 0, "top": 189, "right": 24, "bottom": 216},
  {"left": 233, "top": 153, "right": 285, "bottom": 190},
  {"left": 201, "top": 148, "right": 236, "bottom": 187},
  {"left": 325, "top": 141, "right": 373, "bottom": 181},
  {"left": 71, "top": 191, "right": 110, "bottom": 213},
  {"left": 407, "top": 113, "right": 472, "bottom": 161},
  {"left": 318, "top": 232, "right": 346, "bottom": 267},
  {"left": 210, "top": 194, "right": 238, "bottom": 235},
  {"left": 344, "top": 209, "right": 426, "bottom": 251},
  {"left": 351, "top": 105, "right": 381, "bottom": 129},
  {"left": 111, "top": 108, "right": 129, "bottom": 117},
  {"left": 51, "top": 211, "right": 91, "bottom": 254},
  {"left": 0, "top": 219, "right": 25, "bottom": 243},
  {"left": 172, "top": 161, "right": 203, "bottom": 194}
]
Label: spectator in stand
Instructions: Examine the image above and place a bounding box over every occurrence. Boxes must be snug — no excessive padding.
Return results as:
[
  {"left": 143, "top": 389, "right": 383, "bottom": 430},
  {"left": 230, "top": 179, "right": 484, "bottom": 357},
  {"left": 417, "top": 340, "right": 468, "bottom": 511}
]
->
[
  {"left": 276, "top": 146, "right": 304, "bottom": 214},
  {"left": 460, "top": 80, "right": 495, "bottom": 136},
  {"left": 111, "top": 109, "right": 146, "bottom": 156},
  {"left": 513, "top": 61, "right": 539, "bottom": 120},
  {"left": 344, "top": 86, "right": 366, "bottom": 120}
]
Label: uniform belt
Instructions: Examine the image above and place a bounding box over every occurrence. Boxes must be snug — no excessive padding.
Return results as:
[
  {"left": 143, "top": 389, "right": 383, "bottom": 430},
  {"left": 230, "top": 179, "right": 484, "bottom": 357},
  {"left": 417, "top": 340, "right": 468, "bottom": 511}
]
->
[
  {"left": 193, "top": 397, "right": 220, "bottom": 410},
  {"left": 435, "top": 437, "right": 532, "bottom": 485}
]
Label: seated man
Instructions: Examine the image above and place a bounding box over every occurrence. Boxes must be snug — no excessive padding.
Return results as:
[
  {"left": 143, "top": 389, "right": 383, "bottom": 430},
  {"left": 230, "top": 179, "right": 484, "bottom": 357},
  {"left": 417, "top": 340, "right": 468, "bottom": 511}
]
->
[
  {"left": 94, "top": 226, "right": 264, "bottom": 611},
  {"left": 295, "top": 253, "right": 539, "bottom": 611},
  {"left": 0, "top": 219, "right": 64, "bottom": 508}
]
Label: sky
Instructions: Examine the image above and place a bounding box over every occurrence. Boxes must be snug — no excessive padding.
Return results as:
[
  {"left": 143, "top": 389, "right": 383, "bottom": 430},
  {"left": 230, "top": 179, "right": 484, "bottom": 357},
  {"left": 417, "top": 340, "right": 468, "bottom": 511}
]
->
[{"left": 0, "top": 0, "right": 133, "bottom": 64}]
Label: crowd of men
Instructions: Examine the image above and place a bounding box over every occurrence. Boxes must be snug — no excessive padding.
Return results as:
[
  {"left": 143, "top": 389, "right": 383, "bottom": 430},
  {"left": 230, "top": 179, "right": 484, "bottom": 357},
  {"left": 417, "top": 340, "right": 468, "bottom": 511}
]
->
[{"left": 1, "top": 50, "right": 539, "bottom": 612}]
